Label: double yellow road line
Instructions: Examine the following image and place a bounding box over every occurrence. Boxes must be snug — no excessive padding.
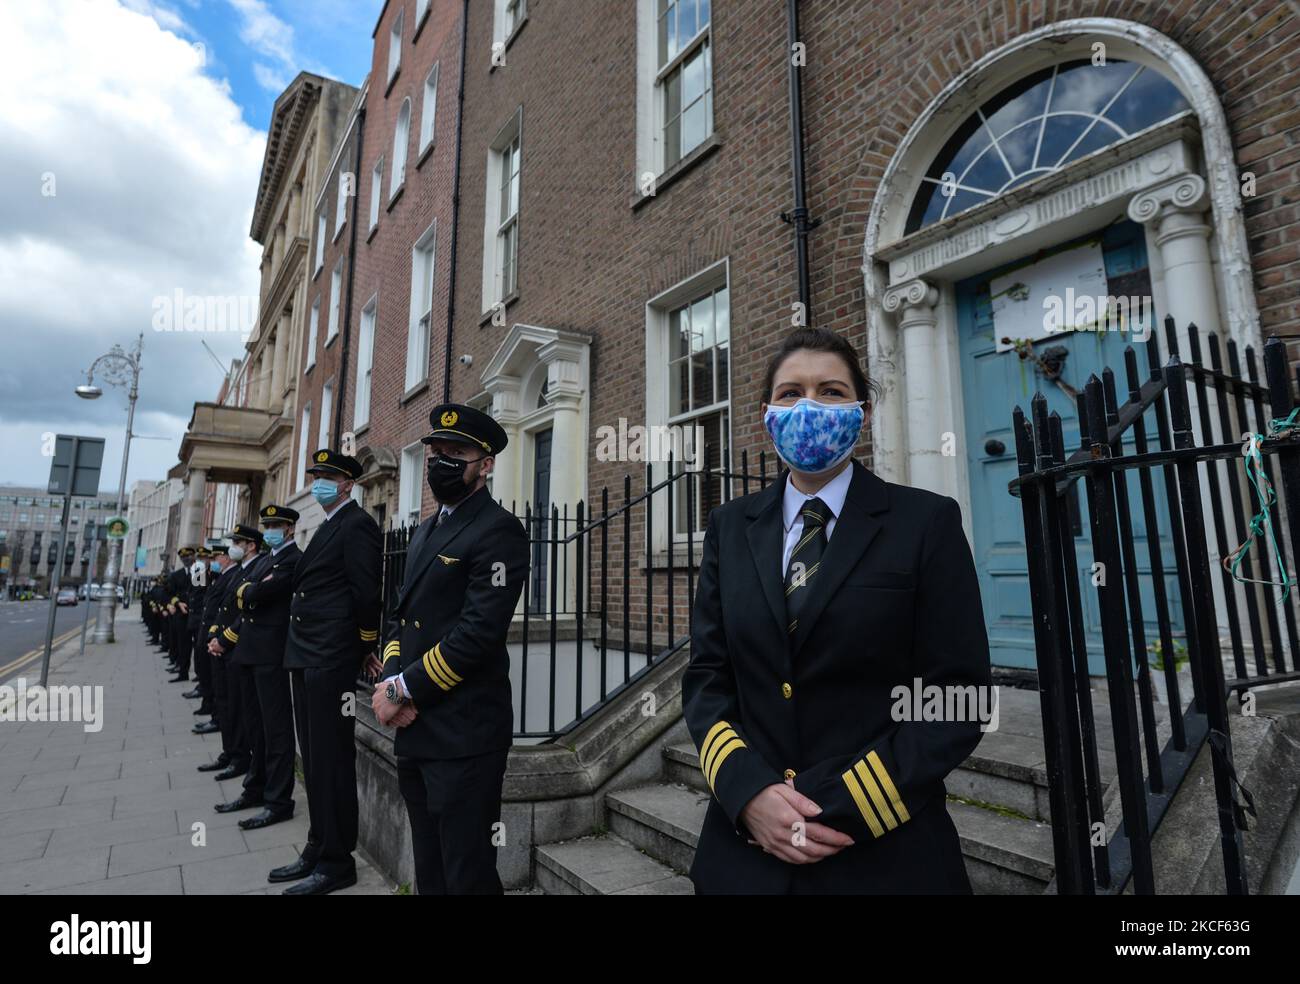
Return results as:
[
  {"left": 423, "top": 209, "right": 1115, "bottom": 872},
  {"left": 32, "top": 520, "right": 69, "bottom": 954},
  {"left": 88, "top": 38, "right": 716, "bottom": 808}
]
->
[{"left": 0, "top": 626, "right": 83, "bottom": 683}]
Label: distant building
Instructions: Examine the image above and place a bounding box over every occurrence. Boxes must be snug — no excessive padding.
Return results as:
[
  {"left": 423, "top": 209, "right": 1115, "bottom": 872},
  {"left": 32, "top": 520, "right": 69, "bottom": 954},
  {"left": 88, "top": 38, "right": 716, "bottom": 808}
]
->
[
  {"left": 0, "top": 485, "right": 119, "bottom": 594},
  {"left": 125, "top": 477, "right": 184, "bottom": 583}
]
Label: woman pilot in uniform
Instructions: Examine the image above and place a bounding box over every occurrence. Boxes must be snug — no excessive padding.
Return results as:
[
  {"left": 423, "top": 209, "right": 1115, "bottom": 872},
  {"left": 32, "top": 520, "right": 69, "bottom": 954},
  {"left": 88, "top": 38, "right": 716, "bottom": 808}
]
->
[{"left": 683, "top": 327, "right": 992, "bottom": 894}]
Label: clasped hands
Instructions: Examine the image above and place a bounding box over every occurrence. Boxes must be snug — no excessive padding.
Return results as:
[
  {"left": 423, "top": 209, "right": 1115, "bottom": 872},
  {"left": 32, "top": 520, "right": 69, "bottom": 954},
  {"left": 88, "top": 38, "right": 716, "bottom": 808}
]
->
[
  {"left": 739, "top": 780, "right": 854, "bottom": 864},
  {"left": 367, "top": 655, "right": 418, "bottom": 730}
]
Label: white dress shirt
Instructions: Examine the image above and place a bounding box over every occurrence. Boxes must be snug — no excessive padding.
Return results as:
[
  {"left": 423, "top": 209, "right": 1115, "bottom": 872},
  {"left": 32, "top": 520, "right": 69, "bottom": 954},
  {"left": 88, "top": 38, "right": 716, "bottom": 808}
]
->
[{"left": 780, "top": 463, "right": 853, "bottom": 574}]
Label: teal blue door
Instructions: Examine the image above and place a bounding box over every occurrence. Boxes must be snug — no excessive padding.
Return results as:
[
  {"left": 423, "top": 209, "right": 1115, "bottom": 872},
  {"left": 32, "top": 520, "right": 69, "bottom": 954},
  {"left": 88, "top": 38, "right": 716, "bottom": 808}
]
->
[{"left": 957, "top": 220, "right": 1183, "bottom": 673}]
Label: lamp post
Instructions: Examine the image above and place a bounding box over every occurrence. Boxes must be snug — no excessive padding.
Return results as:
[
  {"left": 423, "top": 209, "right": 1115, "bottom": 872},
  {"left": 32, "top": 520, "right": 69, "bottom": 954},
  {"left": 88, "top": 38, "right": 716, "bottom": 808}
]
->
[{"left": 75, "top": 332, "right": 142, "bottom": 644}]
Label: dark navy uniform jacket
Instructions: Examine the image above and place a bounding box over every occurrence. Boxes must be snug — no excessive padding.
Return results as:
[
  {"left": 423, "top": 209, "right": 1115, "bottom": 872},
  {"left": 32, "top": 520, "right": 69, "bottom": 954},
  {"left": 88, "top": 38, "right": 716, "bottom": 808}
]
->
[
  {"left": 213, "top": 554, "right": 269, "bottom": 661},
  {"left": 683, "top": 460, "right": 991, "bottom": 894},
  {"left": 284, "top": 499, "right": 383, "bottom": 671},
  {"left": 230, "top": 543, "right": 301, "bottom": 666},
  {"left": 379, "top": 486, "right": 527, "bottom": 760},
  {"left": 203, "top": 565, "right": 239, "bottom": 643}
]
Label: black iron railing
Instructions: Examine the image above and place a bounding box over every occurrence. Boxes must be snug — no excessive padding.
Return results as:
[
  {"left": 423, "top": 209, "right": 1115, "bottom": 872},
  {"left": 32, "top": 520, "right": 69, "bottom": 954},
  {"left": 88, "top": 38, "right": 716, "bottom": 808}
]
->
[
  {"left": 380, "top": 450, "right": 782, "bottom": 740},
  {"left": 1012, "top": 316, "right": 1300, "bottom": 895}
]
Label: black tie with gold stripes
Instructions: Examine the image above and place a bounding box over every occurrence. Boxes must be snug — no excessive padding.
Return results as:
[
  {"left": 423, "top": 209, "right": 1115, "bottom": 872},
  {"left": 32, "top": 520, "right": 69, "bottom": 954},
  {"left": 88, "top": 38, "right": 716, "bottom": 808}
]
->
[{"left": 784, "top": 496, "right": 832, "bottom": 635}]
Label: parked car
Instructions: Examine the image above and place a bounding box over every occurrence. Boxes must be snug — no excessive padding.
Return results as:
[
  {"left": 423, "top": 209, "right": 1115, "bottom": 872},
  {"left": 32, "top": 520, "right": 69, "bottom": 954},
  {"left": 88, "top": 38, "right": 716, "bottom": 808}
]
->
[{"left": 56, "top": 589, "right": 78, "bottom": 606}]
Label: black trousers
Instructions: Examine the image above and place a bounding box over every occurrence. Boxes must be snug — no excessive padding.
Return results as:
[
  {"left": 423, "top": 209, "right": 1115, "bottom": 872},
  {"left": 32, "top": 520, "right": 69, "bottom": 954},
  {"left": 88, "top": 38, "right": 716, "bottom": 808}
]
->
[
  {"left": 398, "top": 748, "right": 509, "bottom": 895},
  {"left": 169, "top": 613, "right": 185, "bottom": 663},
  {"left": 237, "top": 663, "right": 265, "bottom": 802},
  {"left": 176, "top": 624, "right": 197, "bottom": 679},
  {"left": 291, "top": 664, "right": 358, "bottom": 878},
  {"left": 211, "top": 652, "right": 246, "bottom": 761},
  {"left": 252, "top": 665, "right": 296, "bottom": 816},
  {"left": 193, "top": 633, "right": 212, "bottom": 699}
]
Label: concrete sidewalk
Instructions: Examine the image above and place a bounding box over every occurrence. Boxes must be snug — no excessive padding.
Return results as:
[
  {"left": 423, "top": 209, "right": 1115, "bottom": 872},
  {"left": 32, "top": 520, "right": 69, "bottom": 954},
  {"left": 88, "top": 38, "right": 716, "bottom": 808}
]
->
[{"left": 0, "top": 614, "right": 393, "bottom": 895}]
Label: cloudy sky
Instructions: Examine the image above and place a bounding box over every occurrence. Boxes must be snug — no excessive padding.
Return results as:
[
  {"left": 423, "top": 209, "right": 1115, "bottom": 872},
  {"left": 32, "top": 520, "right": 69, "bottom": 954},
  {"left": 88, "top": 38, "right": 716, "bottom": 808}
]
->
[{"left": 0, "top": 0, "right": 380, "bottom": 494}]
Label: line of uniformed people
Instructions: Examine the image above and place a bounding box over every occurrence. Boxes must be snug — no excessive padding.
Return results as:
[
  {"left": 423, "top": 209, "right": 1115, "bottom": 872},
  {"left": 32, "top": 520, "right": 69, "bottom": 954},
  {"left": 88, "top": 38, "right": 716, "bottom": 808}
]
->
[
  {"left": 150, "top": 404, "right": 534, "bottom": 895},
  {"left": 151, "top": 449, "right": 384, "bottom": 894}
]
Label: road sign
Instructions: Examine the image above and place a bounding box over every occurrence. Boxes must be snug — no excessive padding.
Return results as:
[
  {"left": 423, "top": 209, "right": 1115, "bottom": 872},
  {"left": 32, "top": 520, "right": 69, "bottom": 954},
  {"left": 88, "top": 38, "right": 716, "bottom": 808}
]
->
[
  {"left": 47, "top": 435, "right": 105, "bottom": 497},
  {"left": 105, "top": 517, "right": 128, "bottom": 539}
]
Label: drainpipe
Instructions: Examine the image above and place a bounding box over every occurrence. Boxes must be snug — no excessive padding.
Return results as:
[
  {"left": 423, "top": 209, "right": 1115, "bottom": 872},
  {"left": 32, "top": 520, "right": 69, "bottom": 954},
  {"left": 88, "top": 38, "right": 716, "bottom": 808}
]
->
[
  {"left": 441, "top": 0, "right": 470, "bottom": 402},
  {"left": 779, "top": 0, "right": 819, "bottom": 317},
  {"left": 333, "top": 102, "right": 367, "bottom": 447}
]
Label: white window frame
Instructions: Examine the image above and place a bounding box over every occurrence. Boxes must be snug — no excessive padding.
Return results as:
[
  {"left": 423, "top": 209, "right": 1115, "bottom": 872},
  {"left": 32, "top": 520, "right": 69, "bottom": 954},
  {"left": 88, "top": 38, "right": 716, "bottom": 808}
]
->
[
  {"left": 327, "top": 259, "right": 343, "bottom": 342},
  {"left": 305, "top": 298, "right": 320, "bottom": 371},
  {"left": 399, "top": 442, "right": 424, "bottom": 527},
  {"left": 406, "top": 219, "right": 437, "bottom": 393},
  {"left": 636, "top": 0, "right": 713, "bottom": 180},
  {"left": 480, "top": 110, "right": 522, "bottom": 312},
  {"left": 391, "top": 98, "right": 411, "bottom": 200},
  {"left": 334, "top": 171, "right": 348, "bottom": 238},
  {"left": 419, "top": 63, "right": 439, "bottom": 154},
  {"left": 318, "top": 379, "right": 334, "bottom": 452},
  {"left": 298, "top": 403, "right": 312, "bottom": 491},
  {"left": 387, "top": 8, "right": 404, "bottom": 84},
  {"left": 493, "top": 0, "right": 527, "bottom": 49},
  {"left": 644, "top": 257, "right": 731, "bottom": 547},
  {"left": 369, "top": 156, "right": 383, "bottom": 231},
  {"left": 314, "top": 214, "right": 326, "bottom": 274},
  {"left": 416, "top": 0, "right": 431, "bottom": 29},
  {"left": 354, "top": 294, "right": 377, "bottom": 429}
]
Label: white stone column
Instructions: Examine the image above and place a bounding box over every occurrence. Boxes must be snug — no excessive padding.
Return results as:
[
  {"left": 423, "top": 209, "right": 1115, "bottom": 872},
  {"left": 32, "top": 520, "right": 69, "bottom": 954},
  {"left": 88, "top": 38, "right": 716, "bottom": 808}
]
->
[
  {"left": 483, "top": 373, "right": 523, "bottom": 509},
  {"left": 883, "top": 278, "right": 943, "bottom": 492},
  {"left": 178, "top": 467, "right": 207, "bottom": 548},
  {"left": 270, "top": 313, "right": 289, "bottom": 407},
  {"left": 1128, "top": 174, "right": 1219, "bottom": 353},
  {"left": 1129, "top": 173, "right": 1236, "bottom": 638},
  {"left": 538, "top": 337, "right": 587, "bottom": 519}
]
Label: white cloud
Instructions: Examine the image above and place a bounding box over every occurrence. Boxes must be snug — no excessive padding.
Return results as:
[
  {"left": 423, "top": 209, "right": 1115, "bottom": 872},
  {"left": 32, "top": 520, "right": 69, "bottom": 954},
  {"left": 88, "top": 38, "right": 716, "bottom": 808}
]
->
[
  {"left": 228, "top": 0, "right": 300, "bottom": 93},
  {"left": 0, "top": 0, "right": 265, "bottom": 491}
]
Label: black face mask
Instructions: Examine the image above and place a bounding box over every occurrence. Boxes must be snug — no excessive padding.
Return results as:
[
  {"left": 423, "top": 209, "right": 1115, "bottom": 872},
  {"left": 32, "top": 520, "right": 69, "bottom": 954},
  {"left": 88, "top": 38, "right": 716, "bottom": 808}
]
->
[{"left": 426, "top": 453, "right": 481, "bottom": 504}]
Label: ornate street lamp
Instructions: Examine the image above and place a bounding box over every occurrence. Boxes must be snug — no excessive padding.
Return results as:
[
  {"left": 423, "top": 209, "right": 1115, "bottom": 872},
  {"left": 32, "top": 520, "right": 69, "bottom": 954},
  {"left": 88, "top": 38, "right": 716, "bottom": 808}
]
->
[{"left": 75, "top": 332, "right": 143, "bottom": 644}]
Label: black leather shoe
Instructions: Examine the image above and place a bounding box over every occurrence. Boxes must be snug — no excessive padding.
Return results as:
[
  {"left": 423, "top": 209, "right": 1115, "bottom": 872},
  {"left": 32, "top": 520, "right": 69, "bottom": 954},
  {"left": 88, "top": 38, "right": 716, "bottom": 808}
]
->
[
  {"left": 182, "top": 688, "right": 202, "bottom": 699},
  {"left": 169, "top": 675, "right": 189, "bottom": 683},
  {"left": 193, "top": 704, "right": 213, "bottom": 715},
  {"left": 196, "top": 754, "right": 232, "bottom": 772},
  {"left": 282, "top": 870, "right": 356, "bottom": 895},
  {"left": 268, "top": 853, "right": 319, "bottom": 883},
  {"left": 214, "top": 762, "right": 248, "bottom": 781},
  {"left": 192, "top": 721, "right": 220, "bottom": 735},
  {"left": 215, "top": 794, "right": 263, "bottom": 814},
  {"left": 239, "top": 808, "right": 293, "bottom": 830}
]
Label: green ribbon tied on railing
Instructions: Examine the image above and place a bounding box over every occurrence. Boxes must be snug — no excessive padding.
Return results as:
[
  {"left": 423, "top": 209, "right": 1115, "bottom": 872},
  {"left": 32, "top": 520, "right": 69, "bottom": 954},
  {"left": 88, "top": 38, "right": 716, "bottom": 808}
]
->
[{"left": 1225, "top": 408, "right": 1300, "bottom": 604}]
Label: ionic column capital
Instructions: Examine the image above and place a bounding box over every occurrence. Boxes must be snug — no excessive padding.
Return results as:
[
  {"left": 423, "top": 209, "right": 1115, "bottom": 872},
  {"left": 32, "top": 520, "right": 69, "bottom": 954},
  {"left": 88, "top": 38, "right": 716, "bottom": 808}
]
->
[
  {"left": 882, "top": 278, "right": 939, "bottom": 317},
  {"left": 1127, "top": 174, "right": 1208, "bottom": 225}
]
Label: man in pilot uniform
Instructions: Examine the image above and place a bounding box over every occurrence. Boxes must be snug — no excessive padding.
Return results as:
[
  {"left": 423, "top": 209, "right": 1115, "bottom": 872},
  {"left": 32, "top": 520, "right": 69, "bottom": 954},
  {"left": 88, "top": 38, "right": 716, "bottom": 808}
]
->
[
  {"left": 373, "top": 404, "right": 528, "bottom": 895},
  {"left": 271, "top": 450, "right": 382, "bottom": 895},
  {"left": 230, "top": 505, "right": 302, "bottom": 830}
]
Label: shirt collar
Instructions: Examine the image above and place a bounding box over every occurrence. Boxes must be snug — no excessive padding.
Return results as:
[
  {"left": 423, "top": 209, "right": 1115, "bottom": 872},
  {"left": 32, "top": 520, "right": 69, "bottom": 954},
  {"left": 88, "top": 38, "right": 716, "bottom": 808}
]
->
[{"left": 782, "top": 462, "right": 853, "bottom": 533}]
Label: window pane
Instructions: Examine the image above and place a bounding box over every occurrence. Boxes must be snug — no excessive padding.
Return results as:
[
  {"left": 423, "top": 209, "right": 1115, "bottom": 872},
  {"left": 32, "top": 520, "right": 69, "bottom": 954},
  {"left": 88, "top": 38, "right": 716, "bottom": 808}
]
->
[
  {"left": 715, "top": 342, "right": 729, "bottom": 402},
  {"left": 669, "top": 358, "right": 688, "bottom": 416},
  {"left": 678, "top": 0, "right": 697, "bottom": 41},
  {"left": 689, "top": 294, "right": 713, "bottom": 352},
  {"left": 682, "top": 42, "right": 705, "bottom": 104},
  {"left": 681, "top": 99, "right": 707, "bottom": 158},
  {"left": 714, "top": 287, "right": 729, "bottom": 343},
  {"left": 690, "top": 350, "right": 712, "bottom": 408}
]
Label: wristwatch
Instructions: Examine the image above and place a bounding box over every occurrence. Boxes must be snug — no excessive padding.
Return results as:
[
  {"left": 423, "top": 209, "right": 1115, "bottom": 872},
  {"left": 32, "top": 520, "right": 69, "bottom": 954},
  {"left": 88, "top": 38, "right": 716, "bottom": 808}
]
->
[{"left": 385, "top": 679, "right": 408, "bottom": 704}]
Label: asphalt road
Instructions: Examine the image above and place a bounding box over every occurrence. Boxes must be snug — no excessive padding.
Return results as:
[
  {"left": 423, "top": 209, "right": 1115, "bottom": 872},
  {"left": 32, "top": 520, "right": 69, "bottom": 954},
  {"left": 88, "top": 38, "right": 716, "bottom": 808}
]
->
[{"left": 0, "top": 598, "right": 122, "bottom": 687}]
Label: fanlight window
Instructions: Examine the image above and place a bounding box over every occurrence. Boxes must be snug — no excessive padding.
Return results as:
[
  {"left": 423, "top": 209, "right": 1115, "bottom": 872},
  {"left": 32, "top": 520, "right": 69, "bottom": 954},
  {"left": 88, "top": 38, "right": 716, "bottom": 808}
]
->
[{"left": 906, "top": 59, "right": 1190, "bottom": 233}]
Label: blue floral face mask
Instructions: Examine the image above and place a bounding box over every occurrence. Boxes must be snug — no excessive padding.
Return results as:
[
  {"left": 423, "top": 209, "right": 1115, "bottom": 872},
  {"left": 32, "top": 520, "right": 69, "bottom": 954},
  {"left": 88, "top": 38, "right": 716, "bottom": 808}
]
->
[{"left": 763, "top": 398, "right": 864, "bottom": 473}]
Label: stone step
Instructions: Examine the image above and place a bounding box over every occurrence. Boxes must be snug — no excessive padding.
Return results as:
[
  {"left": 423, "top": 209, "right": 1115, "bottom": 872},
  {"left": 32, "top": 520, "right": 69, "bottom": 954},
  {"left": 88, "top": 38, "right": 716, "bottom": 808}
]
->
[
  {"left": 949, "top": 799, "right": 1055, "bottom": 894},
  {"left": 663, "top": 741, "right": 709, "bottom": 792},
  {"left": 534, "top": 833, "right": 694, "bottom": 895},
  {"left": 605, "top": 782, "right": 709, "bottom": 872}
]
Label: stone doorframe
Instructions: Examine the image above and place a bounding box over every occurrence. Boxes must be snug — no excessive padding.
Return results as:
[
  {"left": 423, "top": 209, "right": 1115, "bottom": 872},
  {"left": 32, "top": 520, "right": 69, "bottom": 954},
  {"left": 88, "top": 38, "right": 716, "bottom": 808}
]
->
[
  {"left": 479, "top": 323, "right": 593, "bottom": 518},
  {"left": 861, "top": 18, "right": 1262, "bottom": 538}
]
